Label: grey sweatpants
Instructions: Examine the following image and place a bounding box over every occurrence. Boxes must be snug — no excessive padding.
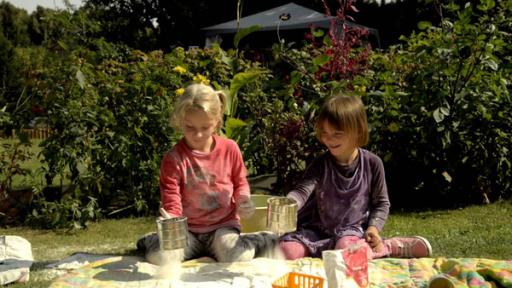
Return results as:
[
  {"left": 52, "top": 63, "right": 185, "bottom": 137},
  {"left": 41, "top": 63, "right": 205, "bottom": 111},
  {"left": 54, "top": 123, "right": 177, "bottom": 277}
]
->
[{"left": 137, "top": 227, "right": 280, "bottom": 265}]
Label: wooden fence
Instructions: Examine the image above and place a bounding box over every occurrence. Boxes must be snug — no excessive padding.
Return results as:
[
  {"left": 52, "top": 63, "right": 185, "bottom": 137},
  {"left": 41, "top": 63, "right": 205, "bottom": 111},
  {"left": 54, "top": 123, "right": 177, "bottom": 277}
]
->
[{"left": 0, "top": 128, "right": 52, "bottom": 139}]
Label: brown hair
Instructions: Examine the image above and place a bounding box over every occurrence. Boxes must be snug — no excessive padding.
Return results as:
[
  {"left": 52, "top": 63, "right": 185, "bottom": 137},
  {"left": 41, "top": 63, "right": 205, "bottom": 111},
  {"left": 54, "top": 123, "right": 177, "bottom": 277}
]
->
[
  {"left": 171, "top": 83, "right": 226, "bottom": 131},
  {"left": 315, "top": 94, "right": 369, "bottom": 147}
]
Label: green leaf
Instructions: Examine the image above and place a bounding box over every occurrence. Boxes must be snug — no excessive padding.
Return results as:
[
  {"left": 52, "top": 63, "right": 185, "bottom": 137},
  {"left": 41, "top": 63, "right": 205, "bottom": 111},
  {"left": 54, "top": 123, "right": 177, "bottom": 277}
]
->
[
  {"left": 230, "top": 70, "right": 264, "bottom": 94},
  {"left": 485, "top": 59, "right": 498, "bottom": 71},
  {"left": 417, "top": 21, "right": 432, "bottom": 30},
  {"left": 477, "top": 0, "right": 495, "bottom": 11},
  {"left": 313, "top": 29, "right": 325, "bottom": 37},
  {"left": 134, "top": 127, "right": 142, "bottom": 136},
  {"left": 57, "top": 41, "right": 69, "bottom": 51},
  {"left": 442, "top": 171, "right": 452, "bottom": 183},
  {"left": 445, "top": 2, "right": 460, "bottom": 11},
  {"left": 323, "top": 35, "right": 332, "bottom": 46},
  {"left": 313, "top": 55, "right": 331, "bottom": 67},
  {"left": 433, "top": 108, "right": 445, "bottom": 123},
  {"left": 225, "top": 117, "right": 247, "bottom": 128},
  {"left": 227, "top": 69, "right": 264, "bottom": 116},
  {"left": 290, "top": 71, "right": 301, "bottom": 86},
  {"left": 224, "top": 117, "right": 247, "bottom": 139},
  {"left": 76, "top": 70, "right": 86, "bottom": 89},
  {"left": 388, "top": 122, "right": 399, "bottom": 132},
  {"left": 234, "top": 25, "right": 261, "bottom": 48}
]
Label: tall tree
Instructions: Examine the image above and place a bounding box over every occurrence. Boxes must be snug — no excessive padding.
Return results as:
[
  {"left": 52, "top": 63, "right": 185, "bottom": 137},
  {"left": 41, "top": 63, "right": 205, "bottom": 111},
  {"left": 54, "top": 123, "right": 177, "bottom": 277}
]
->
[
  {"left": 0, "top": 1, "right": 30, "bottom": 46},
  {"left": 0, "top": 2, "right": 29, "bottom": 113},
  {"left": 83, "top": 0, "right": 234, "bottom": 50}
]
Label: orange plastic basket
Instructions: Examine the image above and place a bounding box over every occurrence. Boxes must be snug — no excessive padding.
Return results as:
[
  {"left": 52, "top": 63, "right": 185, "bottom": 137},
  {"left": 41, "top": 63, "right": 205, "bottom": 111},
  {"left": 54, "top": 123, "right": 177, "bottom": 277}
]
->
[{"left": 272, "top": 272, "right": 325, "bottom": 288}]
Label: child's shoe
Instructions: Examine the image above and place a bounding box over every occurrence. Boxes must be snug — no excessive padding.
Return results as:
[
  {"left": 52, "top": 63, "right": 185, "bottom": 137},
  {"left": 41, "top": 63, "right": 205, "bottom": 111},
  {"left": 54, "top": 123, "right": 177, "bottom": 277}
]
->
[{"left": 388, "top": 236, "right": 432, "bottom": 258}]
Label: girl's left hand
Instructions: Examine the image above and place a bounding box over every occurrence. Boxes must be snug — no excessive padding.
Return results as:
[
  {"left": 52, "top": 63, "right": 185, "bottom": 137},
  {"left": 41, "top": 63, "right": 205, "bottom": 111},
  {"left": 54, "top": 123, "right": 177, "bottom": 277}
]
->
[
  {"left": 236, "top": 197, "right": 255, "bottom": 219},
  {"left": 364, "top": 226, "right": 383, "bottom": 252}
]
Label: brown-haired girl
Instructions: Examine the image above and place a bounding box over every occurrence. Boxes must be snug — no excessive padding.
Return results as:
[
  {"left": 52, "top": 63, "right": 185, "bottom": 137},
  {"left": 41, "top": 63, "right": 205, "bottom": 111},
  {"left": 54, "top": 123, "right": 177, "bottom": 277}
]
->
[{"left": 279, "top": 95, "right": 432, "bottom": 260}]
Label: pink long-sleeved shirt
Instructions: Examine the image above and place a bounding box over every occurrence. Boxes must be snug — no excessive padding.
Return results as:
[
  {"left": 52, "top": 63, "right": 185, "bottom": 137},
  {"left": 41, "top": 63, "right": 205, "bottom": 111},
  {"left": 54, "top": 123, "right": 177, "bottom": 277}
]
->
[{"left": 160, "top": 135, "right": 250, "bottom": 233}]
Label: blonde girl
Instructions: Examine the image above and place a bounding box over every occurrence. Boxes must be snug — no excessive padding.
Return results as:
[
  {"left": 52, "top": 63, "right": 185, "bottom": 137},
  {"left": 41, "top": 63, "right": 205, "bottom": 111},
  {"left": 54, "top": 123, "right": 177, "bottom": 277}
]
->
[{"left": 137, "top": 83, "right": 277, "bottom": 264}]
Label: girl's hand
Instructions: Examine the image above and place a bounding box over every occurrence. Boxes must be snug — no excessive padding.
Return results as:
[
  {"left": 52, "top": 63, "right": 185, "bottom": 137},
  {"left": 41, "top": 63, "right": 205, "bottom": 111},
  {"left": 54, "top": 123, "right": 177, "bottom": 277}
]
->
[
  {"left": 159, "top": 207, "right": 179, "bottom": 220},
  {"left": 160, "top": 207, "right": 172, "bottom": 219},
  {"left": 236, "top": 196, "right": 255, "bottom": 219},
  {"left": 364, "top": 226, "right": 383, "bottom": 252}
]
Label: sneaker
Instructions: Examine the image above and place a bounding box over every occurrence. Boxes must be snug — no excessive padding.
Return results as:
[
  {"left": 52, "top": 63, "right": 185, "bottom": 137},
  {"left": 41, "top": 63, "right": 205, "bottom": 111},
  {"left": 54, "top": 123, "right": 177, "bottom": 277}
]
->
[{"left": 388, "top": 236, "right": 432, "bottom": 258}]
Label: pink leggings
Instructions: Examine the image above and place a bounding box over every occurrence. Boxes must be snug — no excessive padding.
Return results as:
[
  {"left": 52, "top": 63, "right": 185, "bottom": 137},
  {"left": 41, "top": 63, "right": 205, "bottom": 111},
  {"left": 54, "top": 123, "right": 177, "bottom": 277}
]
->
[{"left": 280, "top": 235, "right": 391, "bottom": 260}]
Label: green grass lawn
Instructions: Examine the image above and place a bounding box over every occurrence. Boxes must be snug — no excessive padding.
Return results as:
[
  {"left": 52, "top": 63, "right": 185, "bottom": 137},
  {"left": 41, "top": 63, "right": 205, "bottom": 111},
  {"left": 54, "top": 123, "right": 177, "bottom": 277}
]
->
[
  {"left": 1, "top": 138, "right": 43, "bottom": 188},
  {"left": 0, "top": 217, "right": 155, "bottom": 287},
  {"left": 1, "top": 201, "right": 511, "bottom": 287},
  {"left": 383, "top": 202, "right": 512, "bottom": 258},
  {"left": 1, "top": 138, "right": 70, "bottom": 189}
]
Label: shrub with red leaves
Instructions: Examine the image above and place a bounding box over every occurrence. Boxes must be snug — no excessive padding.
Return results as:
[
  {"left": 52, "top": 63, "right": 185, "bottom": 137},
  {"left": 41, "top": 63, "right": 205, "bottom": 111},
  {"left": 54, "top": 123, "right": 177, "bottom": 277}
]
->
[{"left": 314, "top": 0, "right": 371, "bottom": 82}]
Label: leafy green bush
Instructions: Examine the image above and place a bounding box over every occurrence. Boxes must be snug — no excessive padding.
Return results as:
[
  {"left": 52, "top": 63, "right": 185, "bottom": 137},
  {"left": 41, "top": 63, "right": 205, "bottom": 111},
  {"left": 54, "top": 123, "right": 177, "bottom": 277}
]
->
[
  {"left": 27, "top": 44, "right": 273, "bottom": 226},
  {"left": 358, "top": 0, "right": 511, "bottom": 208},
  {"left": 36, "top": 50, "right": 176, "bottom": 219},
  {"left": 2, "top": 0, "right": 511, "bottom": 229}
]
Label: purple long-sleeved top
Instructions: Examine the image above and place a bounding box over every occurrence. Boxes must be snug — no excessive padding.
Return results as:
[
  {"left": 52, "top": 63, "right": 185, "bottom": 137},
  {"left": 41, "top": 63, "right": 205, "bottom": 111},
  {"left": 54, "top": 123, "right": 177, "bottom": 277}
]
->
[{"left": 286, "top": 148, "right": 390, "bottom": 240}]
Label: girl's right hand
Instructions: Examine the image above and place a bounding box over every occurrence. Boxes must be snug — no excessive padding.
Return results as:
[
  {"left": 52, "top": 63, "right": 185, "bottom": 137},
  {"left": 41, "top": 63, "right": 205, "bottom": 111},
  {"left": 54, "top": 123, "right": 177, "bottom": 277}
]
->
[
  {"left": 159, "top": 207, "right": 179, "bottom": 219},
  {"left": 160, "top": 208, "right": 171, "bottom": 219},
  {"left": 364, "top": 225, "right": 383, "bottom": 252}
]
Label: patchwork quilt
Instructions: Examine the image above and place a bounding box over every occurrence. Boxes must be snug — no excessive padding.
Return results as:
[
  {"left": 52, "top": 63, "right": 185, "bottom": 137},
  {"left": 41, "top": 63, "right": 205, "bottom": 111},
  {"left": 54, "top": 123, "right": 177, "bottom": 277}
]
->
[
  {"left": 370, "top": 257, "right": 512, "bottom": 288},
  {"left": 48, "top": 256, "right": 512, "bottom": 288}
]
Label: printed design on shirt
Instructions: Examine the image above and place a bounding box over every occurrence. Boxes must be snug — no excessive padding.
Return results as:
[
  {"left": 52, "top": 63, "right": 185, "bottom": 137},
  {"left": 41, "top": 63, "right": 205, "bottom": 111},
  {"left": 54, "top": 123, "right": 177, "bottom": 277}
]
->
[
  {"left": 184, "top": 164, "right": 224, "bottom": 212},
  {"left": 184, "top": 164, "right": 209, "bottom": 189},
  {"left": 199, "top": 191, "right": 221, "bottom": 212}
]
